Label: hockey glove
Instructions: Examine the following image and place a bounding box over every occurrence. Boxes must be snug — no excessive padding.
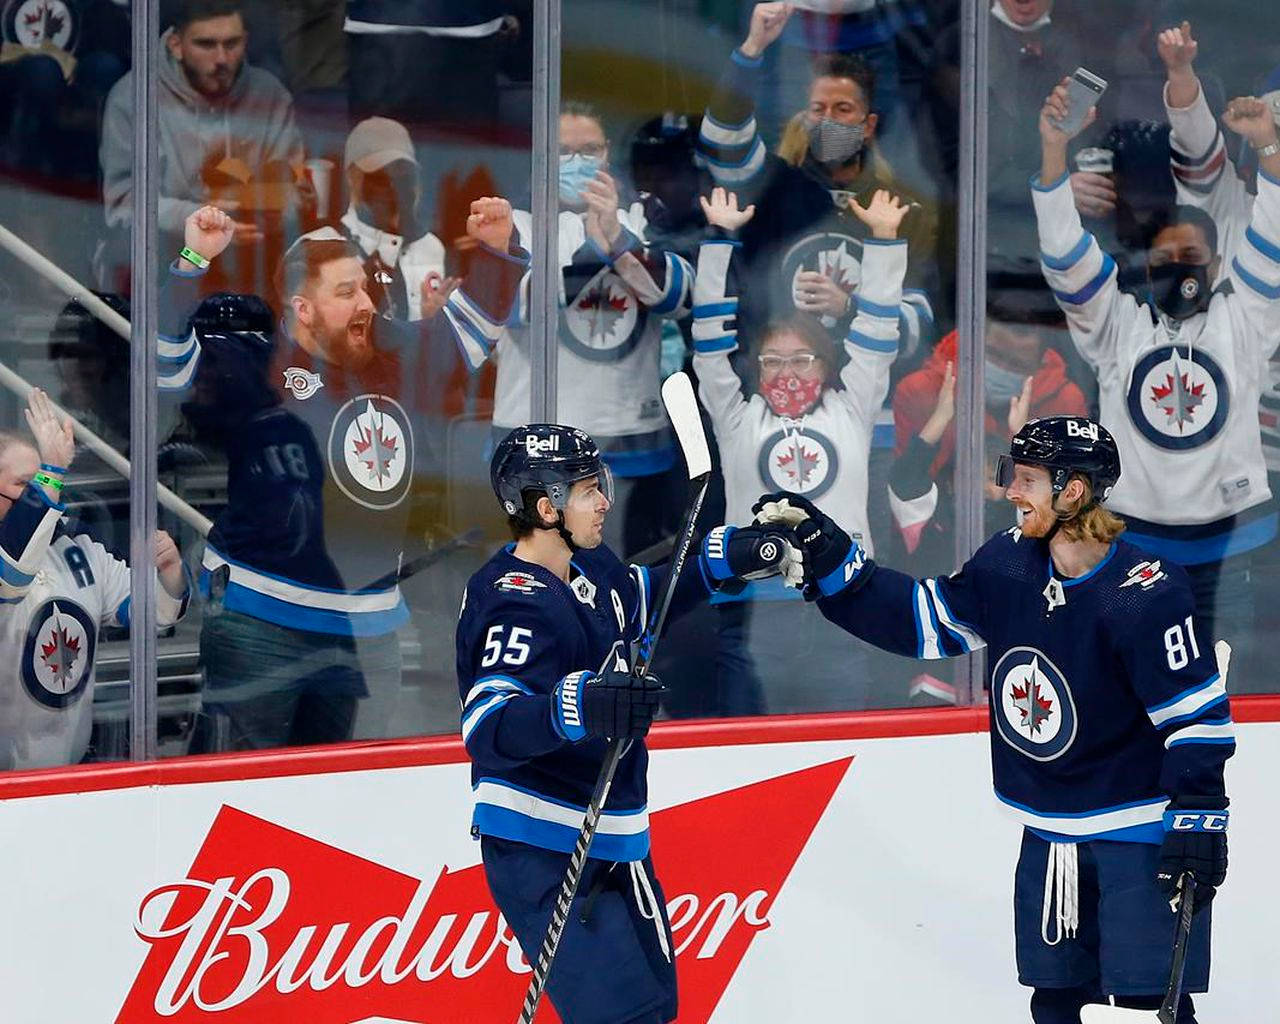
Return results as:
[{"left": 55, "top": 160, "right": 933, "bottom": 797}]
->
[
  {"left": 700, "top": 524, "right": 804, "bottom": 590},
  {"left": 752, "top": 491, "right": 867, "bottom": 601},
  {"left": 1157, "top": 808, "right": 1228, "bottom": 910},
  {"left": 552, "top": 667, "right": 663, "bottom": 742}
]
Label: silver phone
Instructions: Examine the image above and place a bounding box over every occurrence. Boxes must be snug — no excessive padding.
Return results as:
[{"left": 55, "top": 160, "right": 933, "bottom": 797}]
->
[{"left": 1054, "top": 67, "right": 1108, "bottom": 139}]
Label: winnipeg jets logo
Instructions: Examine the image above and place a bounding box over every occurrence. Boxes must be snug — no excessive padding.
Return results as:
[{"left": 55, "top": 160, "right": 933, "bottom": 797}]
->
[
  {"left": 327, "top": 394, "right": 413, "bottom": 511},
  {"left": 992, "top": 647, "right": 1077, "bottom": 761},
  {"left": 5, "top": 0, "right": 76, "bottom": 50},
  {"left": 563, "top": 269, "right": 642, "bottom": 363},
  {"left": 21, "top": 598, "right": 96, "bottom": 710},
  {"left": 758, "top": 427, "right": 839, "bottom": 499},
  {"left": 1127, "top": 345, "right": 1228, "bottom": 450},
  {"left": 282, "top": 366, "right": 323, "bottom": 400},
  {"left": 1120, "top": 560, "right": 1166, "bottom": 589}
]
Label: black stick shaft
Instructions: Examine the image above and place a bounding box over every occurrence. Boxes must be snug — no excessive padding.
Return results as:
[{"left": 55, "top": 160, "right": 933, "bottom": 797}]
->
[
  {"left": 515, "top": 473, "right": 710, "bottom": 1024},
  {"left": 1158, "top": 875, "right": 1197, "bottom": 1024}
]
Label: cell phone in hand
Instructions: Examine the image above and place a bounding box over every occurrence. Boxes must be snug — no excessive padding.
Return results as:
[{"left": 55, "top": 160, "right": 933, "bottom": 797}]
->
[{"left": 1053, "top": 67, "right": 1108, "bottom": 139}]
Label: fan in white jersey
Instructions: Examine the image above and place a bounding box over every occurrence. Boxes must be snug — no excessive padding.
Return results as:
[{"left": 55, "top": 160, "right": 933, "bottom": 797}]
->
[
  {"left": 490, "top": 103, "right": 694, "bottom": 556},
  {"left": 689, "top": 186, "right": 909, "bottom": 712},
  {"left": 1033, "top": 78, "right": 1280, "bottom": 685},
  {"left": 0, "top": 390, "right": 189, "bottom": 770}
]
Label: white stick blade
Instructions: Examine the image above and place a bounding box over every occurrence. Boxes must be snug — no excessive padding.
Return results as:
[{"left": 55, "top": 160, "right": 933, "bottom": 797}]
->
[
  {"left": 661, "top": 371, "right": 711, "bottom": 479},
  {"left": 1080, "top": 1005, "right": 1161, "bottom": 1023}
]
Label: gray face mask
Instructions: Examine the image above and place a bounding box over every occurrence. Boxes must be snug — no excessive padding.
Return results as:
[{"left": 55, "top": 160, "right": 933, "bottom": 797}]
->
[
  {"left": 807, "top": 118, "right": 865, "bottom": 165},
  {"left": 984, "top": 359, "right": 1027, "bottom": 405}
]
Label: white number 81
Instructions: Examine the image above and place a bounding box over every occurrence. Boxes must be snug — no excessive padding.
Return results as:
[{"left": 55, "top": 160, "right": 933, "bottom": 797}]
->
[{"left": 1164, "top": 615, "right": 1201, "bottom": 671}]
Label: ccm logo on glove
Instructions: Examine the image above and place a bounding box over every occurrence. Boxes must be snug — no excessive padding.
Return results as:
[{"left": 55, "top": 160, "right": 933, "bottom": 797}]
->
[{"left": 1165, "top": 811, "right": 1229, "bottom": 833}]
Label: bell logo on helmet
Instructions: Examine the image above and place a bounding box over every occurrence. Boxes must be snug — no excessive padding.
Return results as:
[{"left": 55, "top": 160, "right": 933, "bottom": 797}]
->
[
  {"left": 523, "top": 434, "right": 560, "bottom": 457},
  {"left": 1065, "top": 420, "right": 1099, "bottom": 442}
]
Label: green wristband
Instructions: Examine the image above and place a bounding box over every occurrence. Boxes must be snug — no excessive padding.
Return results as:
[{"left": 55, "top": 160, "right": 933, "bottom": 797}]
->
[
  {"left": 32, "top": 472, "right": 64, "bottom": 492},
  {"left": 179, "top": 246, "right": 210, "bottom": 270}
]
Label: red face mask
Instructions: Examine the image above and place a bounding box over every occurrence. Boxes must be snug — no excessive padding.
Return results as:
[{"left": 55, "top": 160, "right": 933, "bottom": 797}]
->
[{"left": 759, "top": 373, "right": 824, "bottom": 418}]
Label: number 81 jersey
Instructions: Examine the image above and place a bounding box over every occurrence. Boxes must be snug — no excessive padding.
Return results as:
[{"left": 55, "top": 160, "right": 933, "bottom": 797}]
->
[
  {"left": 454, "top": 542, "right": 656, "bottom": 862},
  {"left": 818, "top": 528, "right": 1235, "bottom": 842}
]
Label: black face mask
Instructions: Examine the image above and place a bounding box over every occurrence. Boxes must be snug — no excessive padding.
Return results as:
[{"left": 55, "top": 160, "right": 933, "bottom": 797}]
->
[{"left": 1148, "top": 261, "right": 1212, "bottom": 320}]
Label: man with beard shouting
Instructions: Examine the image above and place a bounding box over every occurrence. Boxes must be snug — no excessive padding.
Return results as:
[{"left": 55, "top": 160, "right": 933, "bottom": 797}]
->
[{"left": 161, "top": 200, "right": 526, "bottom": 752}]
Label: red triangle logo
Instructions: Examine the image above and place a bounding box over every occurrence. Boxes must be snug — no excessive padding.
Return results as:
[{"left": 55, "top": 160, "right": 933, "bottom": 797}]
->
[{"left": 118, "top": 757, "right": 852, "bottom": 1023}]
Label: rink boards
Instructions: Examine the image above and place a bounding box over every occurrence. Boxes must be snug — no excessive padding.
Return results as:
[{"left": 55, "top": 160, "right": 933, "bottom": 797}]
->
[{"left": 0, "top": 702, "right": 1275, "bottom": 1023}]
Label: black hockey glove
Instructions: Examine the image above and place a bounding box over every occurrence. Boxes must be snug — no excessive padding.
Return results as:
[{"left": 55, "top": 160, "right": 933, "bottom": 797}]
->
[
  {"left": 552, "top": 667, "right": 663, "bottom": 742},
  {"left": 1157, "top": 808, "right": 1228, "bottom": 910},
  {"left": 751, "top": 491, "right": 867, "bottom": 601},
  {"left": 700, "top": 524, "right": 803, "bottom": 592}
]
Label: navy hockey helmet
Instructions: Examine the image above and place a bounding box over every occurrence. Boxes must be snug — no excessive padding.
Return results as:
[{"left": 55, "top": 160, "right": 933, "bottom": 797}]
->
[
  {"left": 490, "top": 424, "right": 614, "bottom": 518},
  {"left": 996, "top": 416, "right": 1121, "bottom": 501}
]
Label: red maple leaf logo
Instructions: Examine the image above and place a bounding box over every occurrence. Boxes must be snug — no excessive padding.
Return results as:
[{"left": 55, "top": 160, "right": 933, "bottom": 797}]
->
[
  {"left": 1011, "top": 679, "right": 1054, "bottom": 733},
  {"left": 776, "top": 445, "right": 821, "bottom": 485},
  {"left": 1150, "top": 372, "right": 1206, "bottom": 429},
  {"left": 40, "top": 624, "right": 81, "bottom": 684},
  {"left": 351, "top": 421, "right": 399, "bottom": 480}
]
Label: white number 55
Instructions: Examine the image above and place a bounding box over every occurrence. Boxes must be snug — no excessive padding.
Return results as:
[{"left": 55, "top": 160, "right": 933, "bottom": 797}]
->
[{"left": 481, "top": 625, "right": 533, "bottom": 668}]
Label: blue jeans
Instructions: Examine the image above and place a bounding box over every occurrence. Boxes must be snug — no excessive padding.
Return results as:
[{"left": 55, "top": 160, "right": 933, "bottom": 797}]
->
[{"left": 192, "top": 606, "right": 402, "bottom": 751}]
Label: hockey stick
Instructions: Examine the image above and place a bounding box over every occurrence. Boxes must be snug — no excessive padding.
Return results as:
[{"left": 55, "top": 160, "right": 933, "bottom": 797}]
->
[{"left": 515, "top": 372, "right": 712, "bottom": 1024}]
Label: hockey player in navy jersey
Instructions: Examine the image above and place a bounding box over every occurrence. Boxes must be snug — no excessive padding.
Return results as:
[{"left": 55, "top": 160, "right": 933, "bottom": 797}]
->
[
  {"left": 751, "top": 416, "right": 1232, "bottom": 1023},
  {"left": 457, "top": 424, "right": 796, "bottom": 1024}
]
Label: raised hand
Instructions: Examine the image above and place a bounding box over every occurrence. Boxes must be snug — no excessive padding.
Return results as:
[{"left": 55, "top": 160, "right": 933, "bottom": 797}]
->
[
  {"left": 919, "top": 360, "right": 955, "bottom": 445},
  {"left": 699, "top": 186, "right": 756, "bottom": 231},
  {"left": 153, "top": 530, "right": 187, "bottom": 599},
  {"left": 1223, "top": 95, "right": 1280, "bottom": 148},
  {"left": 23, "top": 388, "right": 74, "bottom": 471},
  {"left": 182, "top": 205, "right": 236, "bottom": 266},
  {"left": 849, "top": 188, "right": 910, "bottom": 240},
  {"left": 1039, "top": 77, "right": 1096, "bottom": 149},
  {"left": 1007, "top": 373, "right": 1035, "bottom": 435},
  {"left": 741, "top": 2, "right": 793, "bottom": 59},
  {"left": 1157, "top": 20, "right": 1198, "bottom": 75},
  {"left": 583, "top": 169, "right": 622, "bottom": 250},
  {"left": 466, "top": 196, "right": 515, "bottom": 251},
  {"left": 420, "top": 272, "right": 462, "bottom": 320}
]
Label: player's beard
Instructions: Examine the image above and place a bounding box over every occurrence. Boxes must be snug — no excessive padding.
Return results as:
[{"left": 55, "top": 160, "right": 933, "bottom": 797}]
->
[{"left": 1015, "top": 497, "right": 1058, "bottom": 538}]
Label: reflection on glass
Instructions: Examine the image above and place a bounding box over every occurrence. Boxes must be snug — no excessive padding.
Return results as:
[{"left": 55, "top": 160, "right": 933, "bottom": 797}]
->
[{"left": 0, "top": 0, "right": 139, "bottom": 770}]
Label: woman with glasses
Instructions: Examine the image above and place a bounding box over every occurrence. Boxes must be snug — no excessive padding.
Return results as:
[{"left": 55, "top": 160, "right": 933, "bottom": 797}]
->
[{"left": 688, "top": 186, "right": 908, "bottom": 714}]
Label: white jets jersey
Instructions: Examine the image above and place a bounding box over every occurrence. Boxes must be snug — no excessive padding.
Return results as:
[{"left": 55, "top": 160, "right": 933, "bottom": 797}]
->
[
  {"left": 1033, "top": 169, "right": 1280, "bottom": 560},
  {"left": 1166, "top": 83, "right": 1280, "bottom": 475},
  {"left": 1, "top": 494, "right": 186, "bottom": 770},
  {"left": 692, "top": 233, "right": 907, "bottom": 553},
  {"left": 492, "top": 206, "right": 692, "bottom": 474}
]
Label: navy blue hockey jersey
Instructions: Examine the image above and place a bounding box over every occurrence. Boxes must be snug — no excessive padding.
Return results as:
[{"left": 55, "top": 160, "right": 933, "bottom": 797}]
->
[
  {"left": 819, "top": 529, "right": 1234, "bottom": 842},
  {"left": 457, "top": 543, "right": 708, "bottom": 862},
  {"left": 157, "top": 241, "right": 526, "bottom": 636}
]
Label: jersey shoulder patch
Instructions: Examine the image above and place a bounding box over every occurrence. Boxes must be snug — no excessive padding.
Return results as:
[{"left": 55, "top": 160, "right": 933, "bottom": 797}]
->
[{"left": 493, "top": 570, "right": 548, "bottom": 595}]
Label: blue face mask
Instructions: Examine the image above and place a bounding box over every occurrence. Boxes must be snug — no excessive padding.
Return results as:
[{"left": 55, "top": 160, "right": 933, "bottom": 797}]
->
[
  {"left": 559, "top": 154, "right": 602, "bottom": 205},
  {"left": 984, "top": 359, "right": 1027, "bottom": 406}
]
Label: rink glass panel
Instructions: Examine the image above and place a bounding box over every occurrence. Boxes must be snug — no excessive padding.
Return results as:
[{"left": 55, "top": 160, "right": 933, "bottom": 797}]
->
[
  {"left": 0, "top": 0, "right": 136, "bottom": 768},
  {"left": 6, "top": 0, "right": 1277, "bottom": 772}
]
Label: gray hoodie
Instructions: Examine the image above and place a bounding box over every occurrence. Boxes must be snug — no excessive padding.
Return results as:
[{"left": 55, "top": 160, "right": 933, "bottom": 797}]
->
[{"left": 100, "top": 29, "right": 303, "bottom": 232}]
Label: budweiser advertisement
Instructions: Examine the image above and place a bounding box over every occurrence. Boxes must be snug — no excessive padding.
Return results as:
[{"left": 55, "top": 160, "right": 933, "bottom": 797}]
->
[{"left": 0, "top": 713, "right": 1276, "bottom": 1022}]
